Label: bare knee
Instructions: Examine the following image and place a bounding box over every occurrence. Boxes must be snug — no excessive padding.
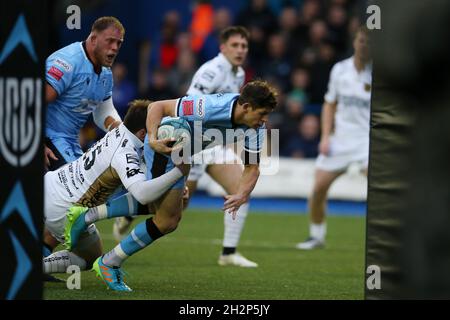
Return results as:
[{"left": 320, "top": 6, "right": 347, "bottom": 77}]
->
[{"left": 155, "top": 213, "right": 182, "bottom": 234}]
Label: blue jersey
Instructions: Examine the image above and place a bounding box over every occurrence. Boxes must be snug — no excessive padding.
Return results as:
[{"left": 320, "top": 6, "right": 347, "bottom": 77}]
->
[
  {"left": 46, "top": 42, "right": 113, "bottom": 140},
  {"left": 174, "top": 93, "right": 265, "bottom": 154}
]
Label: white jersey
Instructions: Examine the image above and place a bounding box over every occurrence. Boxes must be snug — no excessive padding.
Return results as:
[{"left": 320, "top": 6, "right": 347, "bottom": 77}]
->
[
  {"left": 187, "top": 53, "right": 245, "bottom": 95},
  {"left": 324, "top": 56, "right": 372, "bottom": 142},
  {"left": 45, "top": 123, "right": 145, "bottom": 217}
]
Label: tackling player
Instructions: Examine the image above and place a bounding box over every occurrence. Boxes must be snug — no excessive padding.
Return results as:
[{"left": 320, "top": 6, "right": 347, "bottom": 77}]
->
[
  {"left": 296, "top": 27, "right": 372, "bottom": 250},
  {"left": 42, "top": 101, "right": 189, "bottom": 278}
]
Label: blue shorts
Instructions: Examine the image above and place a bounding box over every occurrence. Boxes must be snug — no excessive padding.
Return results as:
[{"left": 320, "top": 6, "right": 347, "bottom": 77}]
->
[
  {"left": 46, "top": 136, "right": 83, "bottom": 170},
  {"left": 143, "top": 136, "right": 185, "bottom": 190}
]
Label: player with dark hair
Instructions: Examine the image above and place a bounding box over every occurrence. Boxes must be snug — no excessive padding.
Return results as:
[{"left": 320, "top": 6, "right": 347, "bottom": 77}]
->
[{"left": 43, "top": 100, "right": 190, "bottom": 278}]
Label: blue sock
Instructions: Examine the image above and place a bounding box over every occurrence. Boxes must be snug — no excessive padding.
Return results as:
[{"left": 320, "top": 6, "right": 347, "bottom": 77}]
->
[
  {"left": 120, "top": 221, "right": 154, "bottom": 256},
  {"left": 103, "top": 218, "right": 163, "bottom": 267},
  {"left": 43, "top": 244, "right": 52, "bottom": 257},
  {"left": 105, "top": 193, "right": 138, "bottom": 219}
]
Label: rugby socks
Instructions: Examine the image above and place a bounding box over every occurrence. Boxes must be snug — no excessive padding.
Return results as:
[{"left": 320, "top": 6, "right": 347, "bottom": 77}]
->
[
  {"left": 222, "top": 203, "right": 249, "bottom": 255},
  {"left": 84, "top": 193, "right": 138, "bottom": 224},
  {"left": 43, "top": 250, "right": 87, "bottom": 274},
  {"left": 310, "top": 222, "right": 327, "bottom": 241},
  {"left": 43, "top": 243, "right": 53, "bottom": 257},
  {"left": 102, "top": 218, "right": 163, "bottom": 267}
]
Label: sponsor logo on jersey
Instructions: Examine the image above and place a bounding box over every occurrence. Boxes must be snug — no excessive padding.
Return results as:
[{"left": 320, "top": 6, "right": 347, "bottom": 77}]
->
[
  {"left": 126, "top": 167, "right": 142, "bottom": 178},
  {"left": 201, "top": 70, "right": 215, "bottom": 81},
  {"left": 126, "top": 153, "right": 139, "bottom": 165},
  {"left": 48, "top": 66, "right": 63, "bottom": 81},
  {"left": 182, "top": 100, "right": 194, "bottom": 115},
  {"left": 196, "top": 98, "right": 204, "bottom": 118},
  {"left": 54, "top": 58, "right": 72, "bottom": 71}
]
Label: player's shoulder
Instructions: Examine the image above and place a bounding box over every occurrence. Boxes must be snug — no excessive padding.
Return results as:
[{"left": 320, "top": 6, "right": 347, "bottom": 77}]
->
[
  {"left": 47, "top": 42, "right": 84, "bottom": 72},
  {"left": 332, "top": 57, "right": 353, "bottom": 72},
  {"left": 199, "top": 55, "right": 227, "bottom": 75}
]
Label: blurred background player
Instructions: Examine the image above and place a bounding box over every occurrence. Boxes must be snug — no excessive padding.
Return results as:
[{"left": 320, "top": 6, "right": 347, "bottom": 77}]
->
[
  {"left": 296, "top": 26, "right": 372, "bottom": 250},
  {"left": 113, "top": 26, "right": 258, "bottom": 268},
  {"left": 93, "top": 80, "right": 277, "bottom": 291},
  {"left": 43, "top": 101, "right": 189, "bottom": 277},
  {"left": 43, "top": 16, "right": 125, "bottom": 277}
]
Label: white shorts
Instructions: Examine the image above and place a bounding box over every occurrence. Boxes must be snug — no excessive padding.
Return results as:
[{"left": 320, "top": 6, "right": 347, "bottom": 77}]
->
[
  {"left": 315, "top": 136, "right": 369, "bottom": 172},
  {"left": 188, "top": 145, "right": 241, "bottom": 182},
  {"left": 44, "top": 178, "right": 99, "bottom": 245}
]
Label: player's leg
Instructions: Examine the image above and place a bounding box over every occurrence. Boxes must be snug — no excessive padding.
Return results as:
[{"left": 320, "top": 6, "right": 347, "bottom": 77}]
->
[
  {"left": 91, "top": 138, "right": 187, "bottom": 291},
  {"left": 296, "top": 168, "right": 343, "bottom": 250},
  {"left": 206, "top": 163, "right": 257, "bottom": 268},
  {"left": 94, "top": 188, "right": 184, "bottom": 291},
  {"left": 43, "top": 224, "right": 102, "bottom": 274}
]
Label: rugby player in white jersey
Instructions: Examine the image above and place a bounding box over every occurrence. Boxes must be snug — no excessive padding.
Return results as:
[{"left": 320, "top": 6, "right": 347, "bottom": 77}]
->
[
  {"left": 296, "top": 27, "right": 372, "bottom": 250},
  {"left": 42, "top": 100, "right": 190, "bottom": 275},
  {"left": 113, "top": 26, "right": 259, "bottom": 267}
]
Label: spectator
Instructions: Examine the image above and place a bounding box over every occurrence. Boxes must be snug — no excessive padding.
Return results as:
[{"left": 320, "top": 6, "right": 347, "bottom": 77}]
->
[
  {"left": 199, "top": 7, "right": 232, "bottom": 63},
  {"left": 112, "top": 63, "right": 137, "bottom": 119},
  {"left": 190, "top": 0, "right": 214, "bottom": 52},
  {"left": 142, "top": 68, "right": 175, "bottom": 101},
  {"left": 261, "top": 33, "right": 292, "bottom": 91},
  {"left": 168, "top": 50, "right": 197, "bottom": 97},
  {"left": 235, "top": 0, "right": 277, "bottom": 36},
  {"left": 283, "top": 113, "right": 320, "bottom": 158},
  {"left": 138, "top": 11, "right": 181, "bottom": 93}
]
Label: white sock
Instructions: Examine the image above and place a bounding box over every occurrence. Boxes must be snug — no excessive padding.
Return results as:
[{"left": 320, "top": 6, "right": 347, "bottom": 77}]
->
[
  {"left": 310, "top": 222, "right": 326, "bottom": 241},
  {"left": 223, "top": 203, "right": 249, "bottom": 248},
  {"left": 84, "top": 205, "right": 108, "bottom": 225},
  {"left": 102, "top": 245, "right": 129, "bottom": 267},
  {"left": 43, "top": 250, "right": 87, "bottom": 274}
]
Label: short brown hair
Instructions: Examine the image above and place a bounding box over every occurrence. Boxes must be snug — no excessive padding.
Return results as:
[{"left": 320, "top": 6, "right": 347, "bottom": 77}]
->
[
  {"left": 123, "top": 99, "right": 151, "bottom": 133},
  {"left": 220, "top": 26, "right": 250, "bottom": 44},
  {"left": 238, "top": 80, "right": 278, "bottom": 111},
  {"left": 91, "top": 16, "right": 125, "bottom": 36}
]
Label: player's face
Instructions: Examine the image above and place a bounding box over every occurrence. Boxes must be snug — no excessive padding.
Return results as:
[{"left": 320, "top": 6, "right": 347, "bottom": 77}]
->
[
  {"left": 93, "top": 26, "right": 124, "bottom": 67},
  {"left": 220, "top": 34, "right": 248, "bottom": 67},
  {"left": 244, "top": 105, "right": 270, "bottom": 129},
  {"left": 353, "top": 31, "right": 370, "bottom": 62}
]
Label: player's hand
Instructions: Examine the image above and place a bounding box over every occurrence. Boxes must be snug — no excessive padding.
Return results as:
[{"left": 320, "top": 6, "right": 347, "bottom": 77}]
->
[
  {"left": 319, "top": 137, "right": 330, "bottom": 155},
  {"left": 108, "top": 120, "right": 122, "bottom": 131},
  {"left": 176, "top": 163, "right": 191, "bottom": 176},
  {"left": 44, "top": 145, "right": 58, "bottom": 170},
  {"left": 182, "top": 186, "right": 190, "bottom": 210},
  {"left": 149, "top": 137, "right": 176, "bottom": 155},
  {"left": 223, "top": 194, "right": 248, "bottom": 220}
]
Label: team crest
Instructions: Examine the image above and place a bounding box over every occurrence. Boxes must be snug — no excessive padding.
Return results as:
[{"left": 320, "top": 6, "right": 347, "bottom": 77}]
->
[{"left": 364, "top": 83, "right": 371, "bottom": 91}]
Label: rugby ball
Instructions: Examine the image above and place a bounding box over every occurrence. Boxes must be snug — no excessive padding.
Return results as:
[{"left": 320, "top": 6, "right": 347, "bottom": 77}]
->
[{"left": 157, "top": 117, "right": 191, "bottom": 148}]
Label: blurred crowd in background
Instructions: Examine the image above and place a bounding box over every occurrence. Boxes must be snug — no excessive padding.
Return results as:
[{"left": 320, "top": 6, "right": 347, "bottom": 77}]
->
[{"left": 50, "top": 0, "right": 368, "bottom": 158}]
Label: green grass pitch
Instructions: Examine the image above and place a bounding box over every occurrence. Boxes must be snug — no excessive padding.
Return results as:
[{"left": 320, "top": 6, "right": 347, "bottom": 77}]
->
[{"left": 44, "top": 209, "right": 365, "bottom": 300}]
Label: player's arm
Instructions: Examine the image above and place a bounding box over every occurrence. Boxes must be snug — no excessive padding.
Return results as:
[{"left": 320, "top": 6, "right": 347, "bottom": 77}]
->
[
  {"left": 126, "top": 165, "right": 189, "bottom": 205},
  {"left": 319, "top": 101, "right": 337, "bottom": 155},
  {"left": 223, "top": 163, "right": 259, "bottom": 218},
  {"left": 146, "top": 99, "right": 178, "bottom": 154},
  {"left": 44, "top": 84, "right": 60, "bottom": 168},
  {"left": 46, "top": 83, "right": 58, "bottom": 103},
  {"left": 320, "top": 62, "right": 340, "bottom": 155},
  {"left": 187, "top": 65, "right": 222, "bottom": 95},
  {"left": 93, "top": 97, "right": 122, "bottom": 132}
]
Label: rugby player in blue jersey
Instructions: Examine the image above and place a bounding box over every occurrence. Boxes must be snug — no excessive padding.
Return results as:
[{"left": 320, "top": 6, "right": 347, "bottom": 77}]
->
[
  {"left": 66, "top": 80, "right": 278, "bottom": 291},
  {"left": 45, "top": 16, "right": 124, "bottom": 171},
  {"left": 43, "top": 16, "right": 125, "bottom": 278}
]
